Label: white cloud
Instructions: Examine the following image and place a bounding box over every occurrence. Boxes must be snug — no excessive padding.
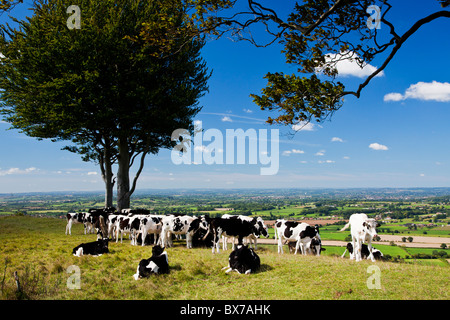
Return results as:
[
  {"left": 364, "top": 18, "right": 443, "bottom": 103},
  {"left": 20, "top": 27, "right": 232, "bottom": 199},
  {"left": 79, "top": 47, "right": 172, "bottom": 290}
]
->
[
  {"left": 419, "top": 173, "right": 425, "bottom": 177},
  {"left": 315, "top": 150, "right": 326, "bottom": 156},
  {"left": 369, "top": 143, "right": 388, "bottom": 151},
  {"left": 343, "top": 156, "right": 350, "bottom": 160},
  {"left": 221, "top": 116, "right": 233, "bottom": 122},
  {"left": 383, "top": 92, "right": 404, "bottom": 102},
  {"left": 384, "top": 81, "right": 450, "bottom": 102},
  {"left": 331, "top": 137, "right": 344, "bottom": 142},
  {"left": 0, "top": 167, "right": 38, "bottom": 176},
  {"left": 319, "top": 51, "right": 384, "bottom": 78},
  {"left": 318, "top": 160, "right": 335, "bottom": 164},
  {"left": 87, "top": 172, "right": 97, "bottom": 175},
  {"left": 292, "top": 121, "right": 316, "bottom": 132},
  {"left": 243, "top": 108, "right": 253, "bottom": 113},
  {"left": 282, "top": 149, "right": 305, "bottom": 156}
]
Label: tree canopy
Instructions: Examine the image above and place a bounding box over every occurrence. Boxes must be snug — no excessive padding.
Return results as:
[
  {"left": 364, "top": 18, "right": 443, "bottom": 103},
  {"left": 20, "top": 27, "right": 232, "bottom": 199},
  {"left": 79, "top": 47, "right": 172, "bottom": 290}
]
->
[{"left": 0, "top": 0, "right": 210, "bottom": 208}]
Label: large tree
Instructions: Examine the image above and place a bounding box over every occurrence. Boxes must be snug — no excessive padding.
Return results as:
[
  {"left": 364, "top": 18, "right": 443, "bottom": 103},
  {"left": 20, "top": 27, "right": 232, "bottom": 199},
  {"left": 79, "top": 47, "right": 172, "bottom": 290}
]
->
[{"left": 0, "top": 0, "right": 210, "bottom": 209}]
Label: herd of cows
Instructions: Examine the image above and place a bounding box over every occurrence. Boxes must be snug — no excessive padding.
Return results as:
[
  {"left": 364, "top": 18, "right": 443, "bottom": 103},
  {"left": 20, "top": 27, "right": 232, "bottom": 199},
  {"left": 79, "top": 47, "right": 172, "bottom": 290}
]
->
[{"left": 66, "top": 207, "right": 383, "bottom": 279}]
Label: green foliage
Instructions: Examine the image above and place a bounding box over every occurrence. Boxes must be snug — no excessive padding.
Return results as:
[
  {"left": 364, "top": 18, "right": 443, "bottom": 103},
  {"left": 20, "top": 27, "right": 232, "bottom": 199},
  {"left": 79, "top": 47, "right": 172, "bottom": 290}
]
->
[
  {"left": 0, "top": 0, "right": 210, "bottom": 207},
  {"left": 190, "top": 1, "right": 450, "bottom": 126}
]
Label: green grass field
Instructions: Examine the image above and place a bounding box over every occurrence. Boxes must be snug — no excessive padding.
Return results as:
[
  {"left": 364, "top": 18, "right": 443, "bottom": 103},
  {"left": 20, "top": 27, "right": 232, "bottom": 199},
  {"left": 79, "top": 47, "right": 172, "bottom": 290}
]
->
[{"left": 0, "top": 216, "right": 448, "bottom": 300}]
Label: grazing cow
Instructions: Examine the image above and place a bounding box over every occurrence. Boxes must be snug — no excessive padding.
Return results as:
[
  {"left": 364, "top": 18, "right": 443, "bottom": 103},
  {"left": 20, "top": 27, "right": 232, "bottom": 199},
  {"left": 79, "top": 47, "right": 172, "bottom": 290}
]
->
[
  {"left": 72, "top": 238, "right": 109, "bottom": 257},
  {"left": 66, "top": 212, "right": 88, "bottom": 235},
  {"left": 87, "top": 207, "right": 116, "bottom": 237},
  {"left": 287, "top": 238, "right": 326, "bottom": 255},
  {"left": 133, "top": 245, "right": 169, "bottom": 280},
  {"left": 221, "top": 214, "right": 269, "bottom": 250},
  {"left": 192, "top": 226, "right": 214, "bottom": 248},
  {"left": 203, "top": 217, "right": 262, "bottom": 253},
  {"left": 160, "top": 215, "right": 208, "bottom": 249},
  {"left": 222, "top": 245, "right": 260, "bottom": 274},
  {"left": 139, "top": 215, "right": 163, "bottom": 246},
  {"left": 341, "top": 243, "right": 383, "bottom": 261},
  {"left": 114, "top": 215, "right": 142, "bottom": 245},
  {"left": 275, "top": 219, "right": 323, "bottom": 255},
  {"left": 340, "top": 213, "right": 378, "bottom": 262}
]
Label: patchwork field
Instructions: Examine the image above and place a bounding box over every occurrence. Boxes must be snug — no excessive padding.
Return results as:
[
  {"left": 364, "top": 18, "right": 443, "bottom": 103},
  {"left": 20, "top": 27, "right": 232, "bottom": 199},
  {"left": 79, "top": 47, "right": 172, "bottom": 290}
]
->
[{"left": 0, "top": 216, "right": 448, "bottom": 300}]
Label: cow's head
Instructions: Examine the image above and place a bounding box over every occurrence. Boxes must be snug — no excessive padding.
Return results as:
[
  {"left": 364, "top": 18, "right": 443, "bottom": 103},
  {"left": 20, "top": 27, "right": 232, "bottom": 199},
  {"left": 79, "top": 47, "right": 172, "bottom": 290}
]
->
[
  {"left": 362, "top": 219, "right": 378, "bottom": 239},
  {"left": 187, "top": 217, "right": 208, "bottom": 234},
  {"left": 98, "top": 238, "right": 109, "bottom": 251},
  {"left": 152, "top": 245, "right": 164, "bottom": 257},
  {"left": 251, "top": 217, "right": 269, "bottom": 238}
]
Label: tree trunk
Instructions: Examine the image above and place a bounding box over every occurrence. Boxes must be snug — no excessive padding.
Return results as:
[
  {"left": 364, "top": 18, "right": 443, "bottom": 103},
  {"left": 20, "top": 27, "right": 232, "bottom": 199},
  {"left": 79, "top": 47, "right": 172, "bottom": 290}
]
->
[
  {"left": 99, "top": 144, "right": 115, "bottom": 208},
  {"left": 116, "top": 138, "right": 130, "bottom": 211},
  {"left": 103, "top": 149, "right": 114, "bottom": 208}
]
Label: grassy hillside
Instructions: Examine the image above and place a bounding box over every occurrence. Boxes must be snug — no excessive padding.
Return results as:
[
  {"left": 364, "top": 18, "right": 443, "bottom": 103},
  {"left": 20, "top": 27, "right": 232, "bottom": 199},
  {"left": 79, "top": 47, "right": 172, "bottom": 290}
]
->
[{"left": 0, "top": 216, "right": 448, "bottom": 300}]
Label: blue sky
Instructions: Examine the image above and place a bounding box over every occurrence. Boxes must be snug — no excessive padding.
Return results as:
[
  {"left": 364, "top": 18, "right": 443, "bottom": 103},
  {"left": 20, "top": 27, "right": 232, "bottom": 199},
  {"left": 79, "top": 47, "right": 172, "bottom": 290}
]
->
[{"left": 1, "top": 1, "right": 450, "bottom": 193}]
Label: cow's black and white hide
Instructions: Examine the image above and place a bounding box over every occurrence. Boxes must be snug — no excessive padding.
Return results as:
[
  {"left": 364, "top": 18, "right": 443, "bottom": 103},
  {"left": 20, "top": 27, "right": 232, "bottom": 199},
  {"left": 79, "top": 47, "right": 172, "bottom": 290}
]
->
[
  {"left": 66, "top": 212, "right": 87, "bottom": 235},
  {"left": 275, "top": 219, "right": 323, "bottom": 255},
  {"left": 222, "top": 245, "right": 260, "bottom": 274},
  {"left": 204, "top": 217, "right": 260, "bottom": 253},
  {"left": 221, "top": 214, "right": 269, "bottom": 250},
  {"left": 160, "top": 215, "right": 208, "bottom": 248},
  {"left": 121, "top": 208, "right": 151, "bottom": 216},
  {"left": 341, "top": 243, "right": 383, "bottom": 261},
  {"left": 72, "top": 238, "right": 109, "bottom": 257},
  {"left": 133, "top": 245, "right": 169, "bottom": 280}
]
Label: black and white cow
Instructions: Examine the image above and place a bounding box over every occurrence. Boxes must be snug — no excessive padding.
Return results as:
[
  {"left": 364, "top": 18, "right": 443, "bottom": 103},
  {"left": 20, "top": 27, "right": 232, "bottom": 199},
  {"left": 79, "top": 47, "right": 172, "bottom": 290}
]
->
[
  {"left": 203, "top": 217, "right": 262, "bottom": 253},
  {"left": 114, "top": 215, "right": 142, "bottom": 245},
  {"left": 275, "top": 219, "right": 323, "bottom": 255},
  {"left": 66, "top": 212, "right": 88, "bottom": 235},
  {"left": 221, "top": 214, "right": 269, "bottom": 250},
  {"left": 87, "top": 207, "right": 116, "bottom": 238},
  {"left": 72, "top": 238, "right": 109, "bottom": 257},
  {"left": 222, "top": 244, "right": 260, "bottom": 274},
  {"left": 160, "top": 215, "right": 208, "bottom": 248},
  {"left": 139, "top": 215, "right": 163, "bottom": 246},
  {"left": 341, "top": 243, "right": 383, "bottom": 261},
  {"left": 340, "top": 213, "right": 379, "bottom": 262},
  {"left": 133, "top": 245, "right": 169, "bottom": 280}
]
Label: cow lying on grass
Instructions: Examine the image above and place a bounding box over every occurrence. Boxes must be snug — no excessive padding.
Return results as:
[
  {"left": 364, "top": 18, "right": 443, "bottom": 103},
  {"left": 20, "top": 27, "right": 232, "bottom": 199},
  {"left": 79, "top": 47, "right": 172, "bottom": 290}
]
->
[
  {"left": 133, "top": 245, "right": 169, "bottom": 280},
  {"left": 72, "top": 238, "right": 109, "bottom": 257},
  {"left": 222, "top": 244, "right": 260, "bottom": 275}
]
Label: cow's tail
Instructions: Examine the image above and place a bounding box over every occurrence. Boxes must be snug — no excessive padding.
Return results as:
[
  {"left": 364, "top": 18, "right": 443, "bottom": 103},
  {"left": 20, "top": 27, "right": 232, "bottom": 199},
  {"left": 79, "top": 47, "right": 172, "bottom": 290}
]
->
[
  {"left": 202, "top": 225, "right": 212, "bottom": 241},
  {"left": 340, "top": 222, "right": 350, "bottom": 232}
]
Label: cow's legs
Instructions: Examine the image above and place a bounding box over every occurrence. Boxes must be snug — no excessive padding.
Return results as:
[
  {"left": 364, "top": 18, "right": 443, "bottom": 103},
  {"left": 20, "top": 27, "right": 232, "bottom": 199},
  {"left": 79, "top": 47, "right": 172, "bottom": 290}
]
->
[
  {"left": 186, "top": 233, "right": 192, "bottom": 249},
  {"left": 222, "top": 236, "right": 228, "bottom": 251},
  {"left": 351, "top": 236, "right": 356, "bottom": 260},
  {"left": 66, "top": 220, "right": 72, "bottom": 235},
  {"left": 294, "top": 240, "right": 300, "bottom": 254},
  {"left": 355, "top": 238, "right": 362, "bottom": 262},
  {"left": 277, "top": 236, "right": 283, "bottom": 254},
  {"left": 367, "top": 238, "right": 375, "bottom": 262}
]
